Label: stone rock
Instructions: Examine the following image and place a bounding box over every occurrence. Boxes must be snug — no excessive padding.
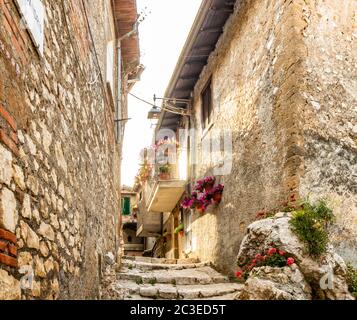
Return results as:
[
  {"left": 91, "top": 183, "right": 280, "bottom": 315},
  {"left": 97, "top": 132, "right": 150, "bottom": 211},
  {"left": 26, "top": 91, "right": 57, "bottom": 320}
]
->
[
  {"left": 27, "top": 175, "right": 39, "bottom": 196},
  {"left": 18, "top": 251, "right": 33, "bottom": 268},
  {"left": 41, "top": 123, "right": 52, "bottom": 154},
  {"left": 140, "top": 286, "right": 158, "bottom": 297},
  {"left": 105, "top": 252, "right": 115, "bottom": 265},
  {"left": 0, "top": 187, "right": 18, "bottom": 232},
  {"left": 236, "top": 266, "right": 312, "bottom": 300},
  {"left": 38, "top": 222, "right": 55, "bottom": 241},
  {"left": 21, "top": 194, "right": 32, "bottom": 219},
  {"left": 50, "top": 213, "right": 59, "bottom": 230},
  {"left": 25, "top": 134, "right": 37, "bottom": 155},
  {"left": 51, "top": 278, "right": 60, "bottom": 297},
  {"left": 20, "top": 221, "right": 40, "bottom": 249},
  {"left": 39, "top": 241, "right": 49, "bottom": 257},
  {"left": 34, "top": 256, "right": 46, "bottom": 278},
  {"left": 55, "top": 141, "right": 67, "bottom": 174},
  {"left": 0, "top": 269, "right": 21, "bottom": 300},
  {"left": 32, "top": 281, "right": 41, "bottom": 297},
  {"left": 12, "top": 164, "right": 25, "bottom": 190},
  {"left": 44, "top": 257, "right": 55, "bottom": 273},
  {"left": 32, "top": 208, "right": 40, "bottom": 224},
  {"left": 58, "top": 182, "right": 65, "bottom": 198},
  {"left": 236, "top": 213, "right": 354, "bottom": 300},
  {"left": 159, "top": 286, "right": 178, "bottom": 299},
  {"left": 0, "top": 144, "right": 13, "bottom": 186}
]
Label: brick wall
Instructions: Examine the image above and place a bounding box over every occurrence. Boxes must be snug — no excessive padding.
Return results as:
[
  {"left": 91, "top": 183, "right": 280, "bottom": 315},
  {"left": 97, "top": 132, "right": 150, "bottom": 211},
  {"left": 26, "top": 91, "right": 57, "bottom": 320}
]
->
[{"left": 0, "top": 0, "right": 123, "bottom": 299}]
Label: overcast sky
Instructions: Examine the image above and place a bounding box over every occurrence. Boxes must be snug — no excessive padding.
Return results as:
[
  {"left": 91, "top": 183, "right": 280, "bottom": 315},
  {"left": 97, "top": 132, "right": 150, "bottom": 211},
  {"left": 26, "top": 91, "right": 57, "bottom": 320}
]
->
[{"left": 121, "top": 0, "right": 202, "bottom": 187}]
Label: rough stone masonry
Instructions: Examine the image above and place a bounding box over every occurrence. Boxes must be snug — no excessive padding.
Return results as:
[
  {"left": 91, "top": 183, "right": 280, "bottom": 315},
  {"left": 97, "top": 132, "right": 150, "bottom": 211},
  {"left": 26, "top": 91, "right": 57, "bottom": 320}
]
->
[
  {"left": 0, "top": 0, "right": 126, "bottom": 299},
  {"left": 186, "top": 0, "right": 357, "bottom": 275}
]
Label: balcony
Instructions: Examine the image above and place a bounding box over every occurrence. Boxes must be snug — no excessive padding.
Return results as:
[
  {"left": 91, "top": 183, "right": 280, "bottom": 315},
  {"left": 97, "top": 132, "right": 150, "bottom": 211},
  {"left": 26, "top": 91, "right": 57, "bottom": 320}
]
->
[
  {"left": 136, "top": 140, "right": 188, "bottom": 235},
  {"left": 146, "top": 179, "right": 186, "bottom": 213}
]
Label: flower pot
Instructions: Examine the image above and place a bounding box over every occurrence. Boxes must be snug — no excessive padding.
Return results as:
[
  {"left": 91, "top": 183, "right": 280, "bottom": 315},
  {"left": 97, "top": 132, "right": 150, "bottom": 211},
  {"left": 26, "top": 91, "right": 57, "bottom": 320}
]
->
[
  {"left": 197, "top": 207, "right": 205, "bottom": 214},
  {"left": 204, "top": 182, "right": 215, "bottom": 192},
  {"left": 212, "top": 192, "right": 222, "bottom": 204},
  {"left": 159, "top": 173, "right": 170, "bottom": 180},
  {"left": 179, "top": 230, "right": 184, "bottom": 237}
]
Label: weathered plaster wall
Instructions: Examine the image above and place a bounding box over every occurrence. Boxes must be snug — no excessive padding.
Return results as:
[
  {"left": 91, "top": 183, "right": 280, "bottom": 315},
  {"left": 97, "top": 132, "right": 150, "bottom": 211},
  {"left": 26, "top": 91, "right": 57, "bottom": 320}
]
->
[
  {"left": 0, "top": 0, "right": 121, "bottom": 299},
  {"left": 186, "top": 0, "right": 308, "bottom": 274},
  {"left": 299, "top": 0, "right": 357, "bottom": 266}
]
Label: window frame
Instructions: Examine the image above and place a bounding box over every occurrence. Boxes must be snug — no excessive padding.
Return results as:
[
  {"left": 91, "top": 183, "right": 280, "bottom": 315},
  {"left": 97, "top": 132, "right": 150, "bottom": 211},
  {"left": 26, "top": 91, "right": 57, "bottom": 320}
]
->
[{"left": 200, "top": 78, "right": 214, "bottom": 135}]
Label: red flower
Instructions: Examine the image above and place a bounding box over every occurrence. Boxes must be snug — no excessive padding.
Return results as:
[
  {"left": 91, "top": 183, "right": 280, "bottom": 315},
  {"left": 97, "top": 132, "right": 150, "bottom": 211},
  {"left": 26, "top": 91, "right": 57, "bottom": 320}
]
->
[
  {"left": 235, "top": 271, "right": 242, "bottom": 278},
  {"left": 279, "top": 250, "right": 286, "bottom": 256},
  {"left": 255, "top": 254, "right": 263, "bottom": 260},
  {"left": 268, "top": 248, "right": 277, "bottom": 255},
  {"left": 287, "top": 257, "right": 295, "bottom": 266},
  {"left": 252, "top": 259, "right": 257, "bottom": 264}
]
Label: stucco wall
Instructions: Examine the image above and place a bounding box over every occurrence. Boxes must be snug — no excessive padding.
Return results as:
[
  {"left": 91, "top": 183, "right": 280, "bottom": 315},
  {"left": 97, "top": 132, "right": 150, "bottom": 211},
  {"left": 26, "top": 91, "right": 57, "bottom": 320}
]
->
[
  {"left": 0, "top": 0, "right": 121, "bottom": 299},
  {"left": 299, "top": 0, "right": 357, "bottom": 266}
]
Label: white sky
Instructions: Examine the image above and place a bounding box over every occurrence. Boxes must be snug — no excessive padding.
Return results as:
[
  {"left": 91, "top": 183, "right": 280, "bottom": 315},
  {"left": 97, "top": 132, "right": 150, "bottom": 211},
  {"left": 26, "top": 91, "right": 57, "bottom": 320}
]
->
[{"left": 121, "top": 0, "right": 202, "bottom": 187}]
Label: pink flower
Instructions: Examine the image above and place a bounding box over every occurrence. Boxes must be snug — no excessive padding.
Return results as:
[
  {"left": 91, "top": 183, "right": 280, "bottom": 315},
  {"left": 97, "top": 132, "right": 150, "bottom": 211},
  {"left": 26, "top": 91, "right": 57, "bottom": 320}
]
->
[
  {"left": 268, "top": 248, "right": 277, "bottom": 255},
  {"left": 287, "top": 257, "right": 295, "bottom": 266},
  {"left": 235, "top": 271, "right": 242, "bottom": 278},
  {"left": 279, "top": 250, "right": 286, "bottom": 256}
]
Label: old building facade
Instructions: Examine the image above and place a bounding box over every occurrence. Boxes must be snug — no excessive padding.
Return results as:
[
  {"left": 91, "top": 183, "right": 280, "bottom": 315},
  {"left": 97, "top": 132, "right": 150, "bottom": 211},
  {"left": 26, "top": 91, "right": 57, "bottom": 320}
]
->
[
  {"left": 0, "top": 0, "right": 141, "bottom": 299},
  {"left": 139, "top": 0, "right": 357, "bottom": 275}
]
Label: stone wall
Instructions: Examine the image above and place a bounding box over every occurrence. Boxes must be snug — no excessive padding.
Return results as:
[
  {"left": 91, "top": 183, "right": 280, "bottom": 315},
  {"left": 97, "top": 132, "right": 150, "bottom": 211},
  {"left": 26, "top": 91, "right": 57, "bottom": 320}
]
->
[
  {"left": 299, "top": 0, "right": 357, "bottom": 266},
  {"left": 0, "top": 0, "right": 123, "bottom": 299},
  {"left": 185, "top": 0, "right": 356, "bottom": 274}
]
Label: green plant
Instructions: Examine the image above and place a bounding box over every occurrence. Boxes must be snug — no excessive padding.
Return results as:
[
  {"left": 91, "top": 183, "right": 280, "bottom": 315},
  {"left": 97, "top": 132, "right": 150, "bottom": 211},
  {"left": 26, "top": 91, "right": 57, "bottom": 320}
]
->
[
  {"left": 158, "top": 164, "right": 170, "bottom": 174},
  {"left": 290, "top": 199, "right": 334, "bottom": 257},
  {"left": 346, "top": 264, "right": 357, "bottom": 299},
  {"left": 174, "top": 223, "right": 184, "bottom": 234},
  {"left": 135, "top": 277, "right": 143, "bottom": 285},
  {"left": 148, "top": 278, "right": 157, "bottom": 285}
]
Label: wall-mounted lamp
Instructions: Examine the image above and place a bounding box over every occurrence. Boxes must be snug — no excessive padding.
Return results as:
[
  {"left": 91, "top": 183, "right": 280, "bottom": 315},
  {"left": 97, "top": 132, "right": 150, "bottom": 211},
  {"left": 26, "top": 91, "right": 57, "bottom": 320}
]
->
[
  {"left": 147, "top": 105, "right": 161, "bottom": 120},
  {"left": 146, "top": 94, "right": 191, "bottom": 120}
]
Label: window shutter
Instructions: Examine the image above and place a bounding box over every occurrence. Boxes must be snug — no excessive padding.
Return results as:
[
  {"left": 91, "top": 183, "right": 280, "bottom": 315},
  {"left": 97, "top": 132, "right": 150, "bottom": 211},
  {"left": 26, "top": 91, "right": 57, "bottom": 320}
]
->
[{"left": 122, "top": 197, "right": 131, "bottom": 215}]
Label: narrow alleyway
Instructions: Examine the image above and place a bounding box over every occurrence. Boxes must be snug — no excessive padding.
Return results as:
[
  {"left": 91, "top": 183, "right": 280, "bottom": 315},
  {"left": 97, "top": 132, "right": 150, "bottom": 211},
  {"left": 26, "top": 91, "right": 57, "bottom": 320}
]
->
[{"left": 113, "top": 256, "right": 242, "bottom": 300}]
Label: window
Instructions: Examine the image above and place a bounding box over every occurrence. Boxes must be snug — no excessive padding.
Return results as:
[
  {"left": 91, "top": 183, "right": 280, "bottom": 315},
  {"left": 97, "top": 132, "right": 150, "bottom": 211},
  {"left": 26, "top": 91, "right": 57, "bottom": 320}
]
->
[
  {"left": 201, "top": 79, "right": 213, "bottom": 130},
  {"left": 122, "top": 197, "right": 131, "bottom": 215}
]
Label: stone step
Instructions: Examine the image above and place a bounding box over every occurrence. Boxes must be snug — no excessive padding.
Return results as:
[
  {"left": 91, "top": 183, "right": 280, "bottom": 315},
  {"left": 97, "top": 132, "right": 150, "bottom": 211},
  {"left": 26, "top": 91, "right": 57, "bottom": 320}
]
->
[
  {"left": 117, "top": 266, "right": 229, "bottom": 285},
  {"left": 123, "top": 259, "right": 211, "bottom": 271},
  {"left": 123, "top": 256, "right": 199, "bottom": 264},
  {"left": 118, "top": 280, "right": 243, "bottom": 300}
]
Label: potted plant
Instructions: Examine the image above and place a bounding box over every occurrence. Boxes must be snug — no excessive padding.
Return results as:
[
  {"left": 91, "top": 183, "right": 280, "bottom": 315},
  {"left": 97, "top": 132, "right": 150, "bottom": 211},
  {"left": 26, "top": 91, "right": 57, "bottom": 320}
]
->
[
  {"left": 158, "top": 164, "right": 170, "bottom": 180},
  {"left": 212, "top": 184, "right": 224, "bottom": 204},
  {"left": 174, "top": 223, "right": 184, "bottom": 234},
  {"left": 203, "top": 176, "right": 216, "bottom": 191}
]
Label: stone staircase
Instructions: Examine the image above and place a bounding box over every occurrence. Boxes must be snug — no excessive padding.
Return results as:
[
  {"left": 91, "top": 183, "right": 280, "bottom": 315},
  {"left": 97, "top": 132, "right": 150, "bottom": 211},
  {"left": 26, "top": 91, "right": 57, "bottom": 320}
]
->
[{"left": 116, "top": 256, "right": 242, "bottom": 300}]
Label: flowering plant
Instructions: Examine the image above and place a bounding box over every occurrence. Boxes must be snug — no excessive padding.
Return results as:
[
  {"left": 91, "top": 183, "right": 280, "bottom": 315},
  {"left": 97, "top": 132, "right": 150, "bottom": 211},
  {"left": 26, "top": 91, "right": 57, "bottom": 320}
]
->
[
  {"left": 181, "top": 176, "right": 224, "bottom": 214},
  {"left": 194, "top": 179, "right": 205, "bottom": 192},
  {"left": 154, "top": 138, "right": 179, "bottom": 150},
  {"left": 212, "top": 184, "right": 224, "bottom": 194},
  {"left": 236, "top": 246, "right": 296, "bottom": 280}
]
